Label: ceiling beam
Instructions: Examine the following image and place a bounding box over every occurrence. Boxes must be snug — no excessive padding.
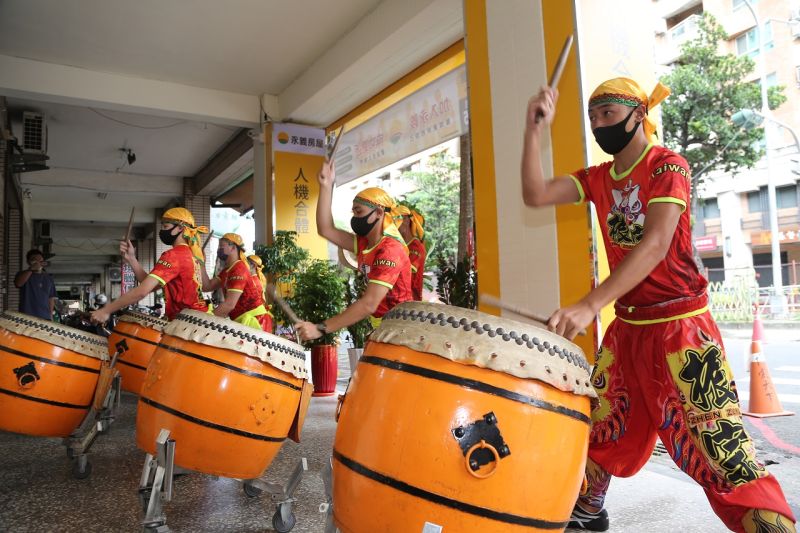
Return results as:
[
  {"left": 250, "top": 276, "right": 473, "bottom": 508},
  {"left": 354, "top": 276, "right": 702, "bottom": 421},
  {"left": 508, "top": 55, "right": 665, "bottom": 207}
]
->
[
  {"left": 22, "top": 167, "right": 184, "bottom": 197},
  {"left": 193, "top": 128, "right": 254, "bottom": 196},
  {"left": 28, "top": 203, "right": 158, "bottom": 224},
  {"left": 0, "top": 54, "right": 271, "bottom": 127},
  {"left": 278, "top": 0, "right": 463, "bottom": 126}
]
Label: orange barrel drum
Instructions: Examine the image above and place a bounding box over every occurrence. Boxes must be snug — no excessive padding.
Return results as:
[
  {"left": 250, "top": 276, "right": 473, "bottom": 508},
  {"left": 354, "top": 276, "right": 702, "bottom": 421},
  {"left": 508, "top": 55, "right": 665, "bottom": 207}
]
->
[
  {"left": 0, "top": 312, "right": 108, "bottom": 437},
  {"left": 333, "top": 302, "right": 596, "bottom": 533},
  {"left": 136, "top": 310, "right": 312, "bottom": 479},
  {"left": 108, "top": 310, "right": 168, "bottom": 394}
]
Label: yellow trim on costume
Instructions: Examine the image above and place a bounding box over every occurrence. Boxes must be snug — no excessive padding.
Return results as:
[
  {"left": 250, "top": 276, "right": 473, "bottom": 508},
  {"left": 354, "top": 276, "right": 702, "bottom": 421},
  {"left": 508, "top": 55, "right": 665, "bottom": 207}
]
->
[
  {"left": 232, "top": 304, "right": 269, "bottom": 330},
  {"left": 227, "top": 288, "right": 244, "bottom": 293},
  {"left": 618, "top": 306, "right": 707, "bottom": 325},
  {"left": 610, "top": 143, "right": 653, "bottom": 181},
  {"left": 648, "top": 197, "right": 687, "bottom": 213},
  {"left": 567, "top": 174, "right": 586, "bottom": 204},
  {"left": 353, "top": 234, "right": 358, "bottom": 254},
  {"left": 360, "top": 237, "right": 384, "bottom": 255},
  {"left": 369, "top": 279, "right": 394, "bottom": 290},
  {"left": 410, "top": 265, "right": 418, "bottom": 273},
  {"left": 369, "top": 316, "right": 382, "bottom": 328},
  {"left": 147, "top": 273, "right": 167, "bottom": 286}
]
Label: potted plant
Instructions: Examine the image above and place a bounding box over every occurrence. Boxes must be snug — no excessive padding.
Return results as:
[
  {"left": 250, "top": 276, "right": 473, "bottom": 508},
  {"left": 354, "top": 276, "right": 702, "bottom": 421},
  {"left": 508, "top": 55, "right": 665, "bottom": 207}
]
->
[
  {"left": 288, "top": 259, "right": 346, "bottom": 396},
  {"left": 254, "top": 231, "right": 310, "bottom": 338},
  {"left": 343, "top": 269, "right": 373, "bottom": 372}
]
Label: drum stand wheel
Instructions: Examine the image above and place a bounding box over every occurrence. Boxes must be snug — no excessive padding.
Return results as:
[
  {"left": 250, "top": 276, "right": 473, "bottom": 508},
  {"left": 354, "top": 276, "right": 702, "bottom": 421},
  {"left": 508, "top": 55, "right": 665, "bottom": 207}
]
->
[
  {"left": 139, "top": 428, "right": 307, "bottom": 533},
  {"left": 62, "top": 373, "right": 122, "bottom": 479}
]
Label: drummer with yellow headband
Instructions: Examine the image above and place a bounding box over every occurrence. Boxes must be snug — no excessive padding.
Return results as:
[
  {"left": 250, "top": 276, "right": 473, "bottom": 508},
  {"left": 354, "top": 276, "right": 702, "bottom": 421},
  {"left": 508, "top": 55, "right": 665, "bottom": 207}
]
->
[
  {"left": 247, "top": 254, "right": 274, "bottom": 332},
  {"left": 522, "top": 78, "right": 796, "bottom": 532},
  {"left": 296, "top": 161, "right": 412, "bottom": 342},
  {"left": 201, "top": 233, "right": 272, "bottom": 332},
  {"left": 91, "top": 207, "right": 209, "bottom": 323},
  {"left": 394, "top": 203, "right": 427, "bottom": 301}
]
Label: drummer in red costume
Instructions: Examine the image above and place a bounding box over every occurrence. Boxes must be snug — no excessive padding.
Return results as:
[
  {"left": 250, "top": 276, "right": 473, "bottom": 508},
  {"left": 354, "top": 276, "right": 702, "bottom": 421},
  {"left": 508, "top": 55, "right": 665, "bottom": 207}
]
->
[
  {"left": 201, "top": 233, "right": 272, "bottom": 332},
  {"left": 522, "top": 77, "right": 796, "bottom": 532},
  {"left": 91, "top": 207, "right": 209, "bottom": 323},
  {"left": 394, "top": 203, "right": 427, "bottom": 301},
  {"left": 247, "top": 254, "right": 274, "bottom": 332},
  {"left": 296, "top": 160, "right": 412, "bottom": 342}
]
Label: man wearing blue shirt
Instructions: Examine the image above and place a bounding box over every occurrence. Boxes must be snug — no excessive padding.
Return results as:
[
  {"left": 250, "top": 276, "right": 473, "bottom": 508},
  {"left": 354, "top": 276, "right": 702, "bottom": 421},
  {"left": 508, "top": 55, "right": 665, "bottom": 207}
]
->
[{"left": 14, "top": 249, "right": 56, "bottom": 321}]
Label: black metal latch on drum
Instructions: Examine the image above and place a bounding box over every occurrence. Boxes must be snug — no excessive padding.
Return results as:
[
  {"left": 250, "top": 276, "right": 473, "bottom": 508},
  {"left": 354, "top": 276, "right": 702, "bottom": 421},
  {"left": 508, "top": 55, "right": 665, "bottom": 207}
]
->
[
  {"left": 452, "top": 412, "right": 510, "bottom": 477},
  {"left": 13, "top": 362, "right": 40, "bottom": 388}
]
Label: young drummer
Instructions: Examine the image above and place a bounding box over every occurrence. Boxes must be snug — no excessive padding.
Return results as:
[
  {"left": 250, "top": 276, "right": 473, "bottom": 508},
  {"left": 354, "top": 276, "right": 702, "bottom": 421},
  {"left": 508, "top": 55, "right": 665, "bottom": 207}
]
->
[
  {"left": 522, "top": 77, "right": 795, "bottom": 532},
  {"left": 247, "top": 254, "right": 274, "bottom": 332},
  {"left": 201, "top": 233, "right": 271, "bottom": 331},
  {"left": 296, "top": 161, "right": 412, "bottom": 342},
  {"left": 91, "top": 207, "right": 209, "bottom": 323},
  {"left": 394, "top": 204, "right": 427, "bottom": 301}
]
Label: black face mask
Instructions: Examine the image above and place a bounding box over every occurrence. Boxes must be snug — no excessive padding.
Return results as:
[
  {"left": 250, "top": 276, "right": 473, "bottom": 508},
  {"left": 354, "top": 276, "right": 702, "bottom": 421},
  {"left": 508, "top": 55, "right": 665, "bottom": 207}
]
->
[
  {"left": 351, "top": 209, "right": 379, "bottom": 236},
  {"left": 592, "top": 108, "right": 640, "bottom": 155},
  {"left": 159, "top": 227, "right": 180, "bottom": 246},
  {"left": 217, "top": 249, "right": 228, "bottom": 261}
]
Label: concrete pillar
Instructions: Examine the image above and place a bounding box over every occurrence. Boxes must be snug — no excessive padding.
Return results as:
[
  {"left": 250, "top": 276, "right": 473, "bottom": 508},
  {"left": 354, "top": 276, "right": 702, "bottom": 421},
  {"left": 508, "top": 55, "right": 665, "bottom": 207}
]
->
[
  {"left": 464, "top": 0, "right": 595, "bottom": 356},
  {"left": 8, "top": 207, "right": 22, "bottom": 311},
  {"left": 717, "top": 188, "right": 754, "bottom": 280}
]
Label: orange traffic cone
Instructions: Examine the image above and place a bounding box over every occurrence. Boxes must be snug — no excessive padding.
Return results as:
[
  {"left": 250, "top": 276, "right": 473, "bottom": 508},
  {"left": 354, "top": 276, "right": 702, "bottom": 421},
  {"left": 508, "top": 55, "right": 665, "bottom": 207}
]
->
[{"left": 743, "top": 307, "right": 794, "bottom": 418}]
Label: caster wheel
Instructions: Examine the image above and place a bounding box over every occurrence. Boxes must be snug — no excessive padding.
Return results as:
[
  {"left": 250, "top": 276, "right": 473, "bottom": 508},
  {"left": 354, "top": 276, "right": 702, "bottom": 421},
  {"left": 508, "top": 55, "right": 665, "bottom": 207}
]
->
[
  {"left": 72, "top": 460, "right": 92, "bottom": 479},
  {"left": 272, "top": 509, "right": 296, "bottom": 532},
  {"left": 243, "top": 483, "right": 262, "bottom": 498}
]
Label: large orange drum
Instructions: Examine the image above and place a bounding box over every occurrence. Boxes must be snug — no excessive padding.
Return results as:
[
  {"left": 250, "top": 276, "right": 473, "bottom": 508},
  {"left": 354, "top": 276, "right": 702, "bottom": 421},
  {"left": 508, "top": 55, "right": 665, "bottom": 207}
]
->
[
  {"left": 108, "top": 310, "right": 168, "bottom": 394},
  {"left": 333, "top": 302, "right": 596, "bottom": 533},
  {"left": 0, "top": 312, "right": 108, "bottom": 437},
  {"left": 136, "top": 310, "right": 311, "bottom": 479}
]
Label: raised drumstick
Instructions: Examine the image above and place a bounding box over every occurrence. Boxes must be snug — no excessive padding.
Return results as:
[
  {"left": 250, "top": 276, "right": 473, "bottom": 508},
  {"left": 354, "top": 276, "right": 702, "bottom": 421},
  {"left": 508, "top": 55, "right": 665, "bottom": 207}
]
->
[
  {"left": 535, "top": 34, "right": 574, "bottom": 123},
  {"left": 124, "top": 207, "right": 136, "bottom": 242},
  {"left": 266, "top": 284, "right": 302, "bottom": 325},
  {"left": 479, "top": 293, "right": 587, "bottom": 337},
  {"left": 327, "top": 125, "right": 345, "bottom": 162}
]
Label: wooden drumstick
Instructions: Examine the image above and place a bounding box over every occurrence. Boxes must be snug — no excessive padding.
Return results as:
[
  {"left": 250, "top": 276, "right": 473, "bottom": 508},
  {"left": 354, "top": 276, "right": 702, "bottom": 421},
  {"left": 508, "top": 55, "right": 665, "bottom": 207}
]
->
[
  {"left": 124, "top": 207, "right": 136, "bottom": 242},
  {"left": 327, "top": 125, "right": 345, "bottom": 162},
  {"left": 535, "top": 34, "right": 574, "bottom": 124},
  {"left": 266, "top": 284, "right": 302, "bottom": 325},
  {"left": 201, "top": 232, "right": 214, "bottom": 251},
  {"left": 479, "top": 294, "right": 587, "bottom": 337}
]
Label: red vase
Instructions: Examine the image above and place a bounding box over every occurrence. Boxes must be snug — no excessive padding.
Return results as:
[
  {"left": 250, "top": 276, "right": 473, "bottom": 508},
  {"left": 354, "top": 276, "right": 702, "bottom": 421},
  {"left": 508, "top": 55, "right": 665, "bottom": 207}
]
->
[{"left": 311, "top": 344, "right": 338, "bottom": 397}]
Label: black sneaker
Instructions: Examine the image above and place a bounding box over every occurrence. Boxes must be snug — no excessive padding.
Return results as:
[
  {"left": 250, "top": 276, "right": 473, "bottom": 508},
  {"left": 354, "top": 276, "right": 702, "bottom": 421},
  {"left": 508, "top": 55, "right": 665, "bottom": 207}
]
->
[{"left": 568, "top": 506, "right": 609, "bottom": 531}]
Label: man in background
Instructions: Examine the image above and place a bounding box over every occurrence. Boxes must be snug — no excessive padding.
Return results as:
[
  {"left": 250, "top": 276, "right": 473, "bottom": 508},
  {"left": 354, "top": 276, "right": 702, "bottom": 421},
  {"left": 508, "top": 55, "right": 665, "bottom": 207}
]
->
[{"left": 14, "top": 249, "right": 56, "bottom": 321}]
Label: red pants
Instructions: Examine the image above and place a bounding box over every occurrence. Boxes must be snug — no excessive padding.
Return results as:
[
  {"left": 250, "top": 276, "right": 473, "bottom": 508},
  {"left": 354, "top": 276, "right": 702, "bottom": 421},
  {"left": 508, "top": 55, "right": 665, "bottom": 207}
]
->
[{"left": 582, "top": 295, "right": 795, "bottom": 532}]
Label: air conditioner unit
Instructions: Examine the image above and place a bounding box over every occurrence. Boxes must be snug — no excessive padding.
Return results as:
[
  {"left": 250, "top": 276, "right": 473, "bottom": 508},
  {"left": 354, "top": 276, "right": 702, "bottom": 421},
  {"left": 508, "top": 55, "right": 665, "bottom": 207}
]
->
[
  {"left": 34, "top": 220, "right": 52, "bottom": 244},
  {"left": 21, "top": 111, "right": 47, "bottom": 155},
  {"left": 108, "top": 266, "right": 122, "bottom": 283}
]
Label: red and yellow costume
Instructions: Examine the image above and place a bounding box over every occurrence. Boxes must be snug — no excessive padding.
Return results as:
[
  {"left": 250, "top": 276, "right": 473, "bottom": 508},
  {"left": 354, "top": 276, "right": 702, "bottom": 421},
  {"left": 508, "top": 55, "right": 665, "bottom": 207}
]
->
[
  {"left": 148, "top": 207, "right": 210, "bottom": 320},
  {"left": 353, "top": 188, "right": 413, "bottom": 326},
  {"left": 216, "top": 234, "right": 271, "bottom": 332},
  {"left": 247, "top": 254, "right": 273, "bottom": 333},
  {"left": 569, "top": 78, "right": 795, "bottom": 532}
]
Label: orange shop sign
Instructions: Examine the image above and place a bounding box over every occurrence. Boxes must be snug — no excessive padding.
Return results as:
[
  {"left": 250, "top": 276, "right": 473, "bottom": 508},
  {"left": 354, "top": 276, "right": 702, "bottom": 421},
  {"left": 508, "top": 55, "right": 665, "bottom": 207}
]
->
[{"left": 751, "top": 228, "right": 800, "bottom": 246}]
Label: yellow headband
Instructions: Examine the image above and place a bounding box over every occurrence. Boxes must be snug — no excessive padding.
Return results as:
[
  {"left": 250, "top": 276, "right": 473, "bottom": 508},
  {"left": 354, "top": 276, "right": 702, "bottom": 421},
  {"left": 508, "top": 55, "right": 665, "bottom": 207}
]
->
[
  {"left": 409, "top": 209, "right": 425, "bottom": 240},
  {"left": 221, "top": 232, "right": 248, "bottom": 265},
  {"left": 354, "top": 187, "right": 407, "bottom": 250},
  {"left": 162, "top": 207, "right": 209, "bottom": 262},
  {"left": 588, "top": 77, "right": 671, "bottom": 144}
]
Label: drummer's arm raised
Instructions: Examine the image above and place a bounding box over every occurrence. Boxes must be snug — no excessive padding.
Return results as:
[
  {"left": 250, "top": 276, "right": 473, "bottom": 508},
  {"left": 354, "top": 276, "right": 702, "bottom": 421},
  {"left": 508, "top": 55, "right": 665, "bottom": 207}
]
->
[
  {"left": 121, "top": 240, "right": 148, "bottom": 282},
  {"left": 317, "top": 159, "right": 356, "bottom": 253}
]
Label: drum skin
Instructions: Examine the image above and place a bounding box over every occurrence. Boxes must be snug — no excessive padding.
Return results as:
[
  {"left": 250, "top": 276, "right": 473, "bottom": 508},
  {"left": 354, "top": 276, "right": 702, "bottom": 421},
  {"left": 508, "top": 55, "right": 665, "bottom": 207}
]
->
[
  {"left": 109, "top": 320, "right": 162, "bottom": 394},
  {"left": 333, "top": 341, "right": 592, "bottom": 533},
  {"left": 136, "top": 334, "right": 306, "bottom": 479},
  {"left": 0, "top": 328, "right": 101, "bottom": 437}
]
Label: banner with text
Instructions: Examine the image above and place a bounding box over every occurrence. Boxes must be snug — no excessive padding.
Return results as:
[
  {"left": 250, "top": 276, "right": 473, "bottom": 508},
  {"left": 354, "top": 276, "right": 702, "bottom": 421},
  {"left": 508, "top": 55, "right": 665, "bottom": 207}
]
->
[{"left": 334, "top": 64, "right": 468, "bottom": 185}]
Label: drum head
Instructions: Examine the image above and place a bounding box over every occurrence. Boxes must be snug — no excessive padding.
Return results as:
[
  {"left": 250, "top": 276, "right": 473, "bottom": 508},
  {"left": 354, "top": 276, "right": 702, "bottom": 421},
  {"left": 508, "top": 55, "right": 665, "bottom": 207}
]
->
[
  {"left": 0, "top": 311, "right": 108, "bottom": 360},
  {"left": 117, "top": 310, "right": 168, "bottom": 332},
  {"left": 372, "top": 302, "right": 595, "bottom": 397},
  {"left": 164, "top": 310, "right": 308, "bottom": 379}
]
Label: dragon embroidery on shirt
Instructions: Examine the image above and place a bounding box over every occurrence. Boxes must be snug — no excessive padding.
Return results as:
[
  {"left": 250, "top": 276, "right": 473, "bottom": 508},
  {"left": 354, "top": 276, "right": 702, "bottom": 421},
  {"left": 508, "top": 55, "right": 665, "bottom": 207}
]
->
[{"left": 607, "top": 179, "right": 644, "bottom": 248}]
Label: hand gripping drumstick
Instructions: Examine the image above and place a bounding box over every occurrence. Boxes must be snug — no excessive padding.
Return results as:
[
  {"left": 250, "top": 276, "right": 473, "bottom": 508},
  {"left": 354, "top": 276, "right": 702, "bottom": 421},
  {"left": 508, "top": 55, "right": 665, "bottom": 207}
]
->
[
  {"left": 327, "top": 125, "right": 345, "bottom": 162},
  {"left": 266, "top": 284, "right": 302, "bottom": 325},
  {"left": 479, "top": 294, "right": 587, "bottom": 337},
  {"left": 535, "top": 34, "right": 574, "bottom": 123}
]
